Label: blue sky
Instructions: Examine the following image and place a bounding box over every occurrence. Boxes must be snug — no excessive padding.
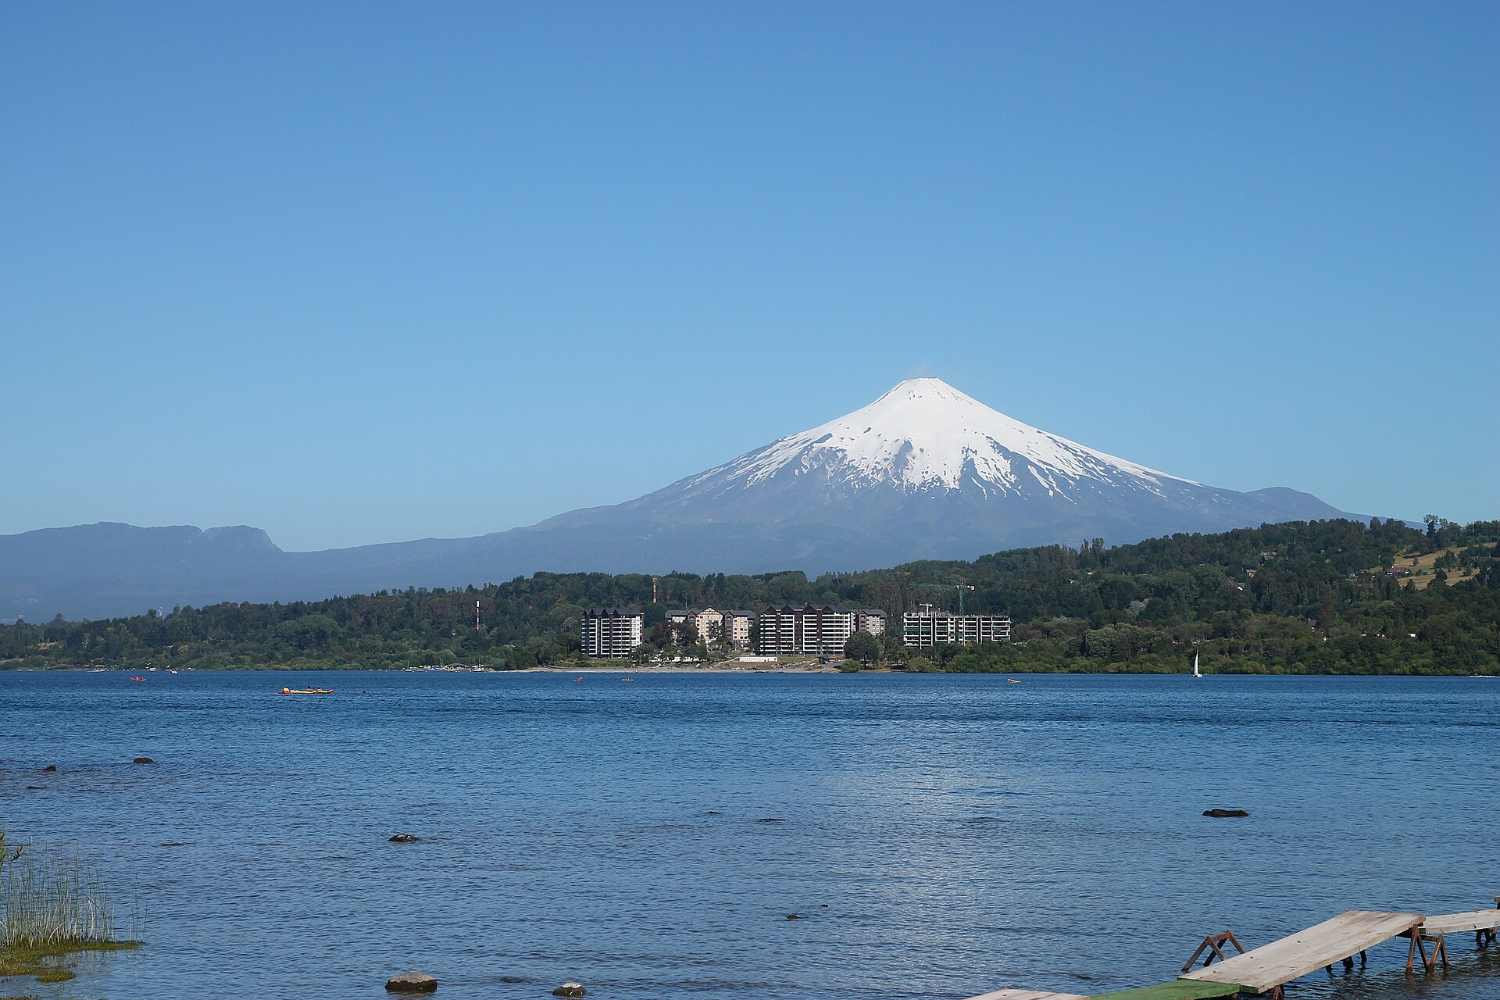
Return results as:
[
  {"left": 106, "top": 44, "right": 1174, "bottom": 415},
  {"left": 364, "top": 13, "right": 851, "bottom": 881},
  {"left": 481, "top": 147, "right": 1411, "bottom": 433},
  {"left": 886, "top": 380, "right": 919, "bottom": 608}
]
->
[{"left": 3, "top": 2, "right": 1495, "bottom": 551}]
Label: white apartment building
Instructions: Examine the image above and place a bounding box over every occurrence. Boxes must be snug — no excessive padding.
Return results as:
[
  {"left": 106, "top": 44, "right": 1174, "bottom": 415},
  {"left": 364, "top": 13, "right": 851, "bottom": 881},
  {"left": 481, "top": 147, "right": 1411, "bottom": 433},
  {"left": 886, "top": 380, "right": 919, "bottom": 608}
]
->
[
  {"left": 902, "top": 610, "right": 1012, "bottom": 647},
  {"left": 581, "top": 607, "right": 644, "bottom": 658},
  {"left": 756, "top": 605, "right": 855, "bottom": 656}
]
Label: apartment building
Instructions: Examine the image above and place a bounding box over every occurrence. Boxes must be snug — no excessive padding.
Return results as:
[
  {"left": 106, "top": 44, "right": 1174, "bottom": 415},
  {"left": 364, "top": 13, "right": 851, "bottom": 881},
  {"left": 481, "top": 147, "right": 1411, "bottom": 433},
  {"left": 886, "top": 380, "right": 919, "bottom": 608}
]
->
[
  {"left": 665, "top": 607, "right": 737, "bottom": 647},
  {"left": 854, "top": 609, "right": 887, "bottom": 637},
  {"left": 581, "top": 607, "right": 644, "bottom": 658},
  {"left": 724, "top": 610, "right": 754, "bottom": 650},
  {"left": 756, "top": 605, "right": 855, "bottom": 656},
  {"left": 902, "top": 610, "right": 1011, "bottom": 647}
]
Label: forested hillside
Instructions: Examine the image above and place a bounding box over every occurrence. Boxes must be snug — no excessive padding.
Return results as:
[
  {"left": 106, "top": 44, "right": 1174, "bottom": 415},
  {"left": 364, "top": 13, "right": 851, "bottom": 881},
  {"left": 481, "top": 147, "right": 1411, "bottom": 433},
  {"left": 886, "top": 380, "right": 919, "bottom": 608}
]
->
[{"left": 3, "top": 517, "right": 1497, "bottom": 674}]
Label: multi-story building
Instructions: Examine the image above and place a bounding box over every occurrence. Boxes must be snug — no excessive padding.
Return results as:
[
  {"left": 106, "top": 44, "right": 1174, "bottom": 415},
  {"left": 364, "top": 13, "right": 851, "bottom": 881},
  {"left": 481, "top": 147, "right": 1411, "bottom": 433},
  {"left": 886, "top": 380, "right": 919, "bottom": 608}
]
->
[
  {"left": 724, "top": 610, "right": 754, "bottom": 650},
  {"left": 756, "top": 605, "right": 855, "bottom": 656},
  {"left": 902, "top": 610, "right": 1011, "bottom": 647},
  {"left": 664, "top": 608, "right": 730, "bottom": 647},
  {"left": 690, "top": 608, "right": 725, "bottom": 646},
  {"left": 854, "top": 609, "right": 887, "bottom": 637},
  {"left": 581, "top": 607, "right": 644, "bottom": 658}
]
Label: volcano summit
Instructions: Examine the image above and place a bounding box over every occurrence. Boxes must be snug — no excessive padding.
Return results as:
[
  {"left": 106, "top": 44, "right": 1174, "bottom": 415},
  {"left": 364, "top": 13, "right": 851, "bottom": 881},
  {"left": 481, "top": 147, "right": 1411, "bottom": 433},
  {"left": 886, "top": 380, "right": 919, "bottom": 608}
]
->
[{"left": 1, "top": 378, "right": 1356, "bottom": 620}]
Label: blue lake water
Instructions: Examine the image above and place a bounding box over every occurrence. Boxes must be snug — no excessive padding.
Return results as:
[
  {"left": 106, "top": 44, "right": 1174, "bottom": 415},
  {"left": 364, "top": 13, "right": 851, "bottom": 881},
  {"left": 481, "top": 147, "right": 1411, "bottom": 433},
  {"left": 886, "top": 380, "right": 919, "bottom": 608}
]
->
[{"left": 2, "top": 671, "right": 1499, "bottom": 1000}]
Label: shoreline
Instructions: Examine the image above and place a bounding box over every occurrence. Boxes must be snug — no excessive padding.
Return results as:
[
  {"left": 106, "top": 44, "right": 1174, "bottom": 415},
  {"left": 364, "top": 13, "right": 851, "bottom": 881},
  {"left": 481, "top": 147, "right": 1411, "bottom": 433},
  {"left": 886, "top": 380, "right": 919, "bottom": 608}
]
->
[{"left": 2, "top": 663, "right": 1496, "bottom": 678}]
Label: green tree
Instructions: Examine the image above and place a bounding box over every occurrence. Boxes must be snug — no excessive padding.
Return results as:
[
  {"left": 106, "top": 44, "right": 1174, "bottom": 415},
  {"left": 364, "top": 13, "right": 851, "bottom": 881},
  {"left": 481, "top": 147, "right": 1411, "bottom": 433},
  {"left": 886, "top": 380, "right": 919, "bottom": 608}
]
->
[{"left": 844, "top": 631, "right": 880, "bottom": 665}]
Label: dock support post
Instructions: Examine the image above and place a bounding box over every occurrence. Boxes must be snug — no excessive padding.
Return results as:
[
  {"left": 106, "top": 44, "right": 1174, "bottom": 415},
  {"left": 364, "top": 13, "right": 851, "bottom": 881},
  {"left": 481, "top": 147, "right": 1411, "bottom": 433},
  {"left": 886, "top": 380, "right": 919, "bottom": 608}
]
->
[{"left": 1404, "top": 930, "right": 1449, "bottom": 975}]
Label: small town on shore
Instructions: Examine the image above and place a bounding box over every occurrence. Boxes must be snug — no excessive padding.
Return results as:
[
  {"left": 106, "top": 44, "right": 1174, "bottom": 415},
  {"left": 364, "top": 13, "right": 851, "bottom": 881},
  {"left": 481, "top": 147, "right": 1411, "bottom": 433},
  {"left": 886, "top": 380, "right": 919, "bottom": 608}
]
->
[{"left": 581, "top": 604, "right": 1013, "bottom": 661}]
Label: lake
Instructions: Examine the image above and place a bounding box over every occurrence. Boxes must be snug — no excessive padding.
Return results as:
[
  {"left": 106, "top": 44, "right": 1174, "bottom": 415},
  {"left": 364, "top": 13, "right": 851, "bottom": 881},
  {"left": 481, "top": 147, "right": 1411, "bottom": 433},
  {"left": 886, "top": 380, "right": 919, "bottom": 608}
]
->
[{"left": 2, "top": 671, "right": 1498, "bottom": 1000}]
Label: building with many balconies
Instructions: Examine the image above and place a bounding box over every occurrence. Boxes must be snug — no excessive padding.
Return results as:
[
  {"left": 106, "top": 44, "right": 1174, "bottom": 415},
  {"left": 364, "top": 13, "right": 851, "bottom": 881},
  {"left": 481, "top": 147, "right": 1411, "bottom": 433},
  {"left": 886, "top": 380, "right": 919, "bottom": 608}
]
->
[
  {"left": 756, "top": 605, "right": 855, "bottom": 656},
  {"left": 854, "top": 609, "right": 887, "bottom": 637},
  {"left": 902, "top": 610, "right": 1011, "bottom": 647},
  {"left": 581, "top": 607, "right": 644, "bottom": 658}
]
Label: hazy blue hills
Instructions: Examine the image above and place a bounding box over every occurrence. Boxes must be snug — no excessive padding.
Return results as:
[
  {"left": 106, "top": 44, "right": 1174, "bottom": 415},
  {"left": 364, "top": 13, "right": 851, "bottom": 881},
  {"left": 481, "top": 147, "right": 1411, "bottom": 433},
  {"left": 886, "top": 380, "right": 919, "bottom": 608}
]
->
[{"left": 1, "top": 380, "right": 1368, "bottom": 621}]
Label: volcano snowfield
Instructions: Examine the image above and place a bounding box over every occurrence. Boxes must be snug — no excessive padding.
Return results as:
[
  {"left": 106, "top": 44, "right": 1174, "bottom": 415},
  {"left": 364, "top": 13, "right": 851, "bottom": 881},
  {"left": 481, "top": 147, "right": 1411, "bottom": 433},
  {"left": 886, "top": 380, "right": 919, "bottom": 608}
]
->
[{"left": 1, "top": 379, "right": 1357, "bottom": 620}]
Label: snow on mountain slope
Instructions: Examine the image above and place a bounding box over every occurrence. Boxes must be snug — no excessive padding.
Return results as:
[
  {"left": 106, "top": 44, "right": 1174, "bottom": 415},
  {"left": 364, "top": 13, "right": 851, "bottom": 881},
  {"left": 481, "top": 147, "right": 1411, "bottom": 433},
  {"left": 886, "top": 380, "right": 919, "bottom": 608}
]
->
[{"left": 664, "top": 377, "right": 1191, "bottom": 504}]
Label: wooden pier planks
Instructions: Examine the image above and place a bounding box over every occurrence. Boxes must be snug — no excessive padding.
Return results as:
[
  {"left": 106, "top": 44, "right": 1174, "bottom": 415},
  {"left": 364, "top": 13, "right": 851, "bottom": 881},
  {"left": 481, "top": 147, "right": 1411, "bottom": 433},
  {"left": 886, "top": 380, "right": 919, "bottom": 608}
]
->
[
  {"left": 1180, "top": 910, "right": 1424, "bottom": 993},
  {"left": 964, "top": 990, "right": 1088, "bottom": 1000},
  {"left": 1422, "top": 909, "right": 1500, "bottom": 936},
  {"left": 1087, "top": 980, "right": 1244, "bottom": 999}
]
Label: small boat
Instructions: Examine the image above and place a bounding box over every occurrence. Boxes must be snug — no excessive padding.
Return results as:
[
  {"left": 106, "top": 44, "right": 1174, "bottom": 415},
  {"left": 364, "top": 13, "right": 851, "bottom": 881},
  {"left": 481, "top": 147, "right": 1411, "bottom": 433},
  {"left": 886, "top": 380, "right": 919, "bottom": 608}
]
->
[
  {"left": 1007, "top": 678, "right": 1022, "bottom": 684},
  {"left": 1192, "top": 651, "right": 1202, "bottom": 679},
  {"left": 280, "top": 687, "right": 334, "bottom": 696},
  {"left": 129, "top": 675, "right": 146, "bottom": 683}
]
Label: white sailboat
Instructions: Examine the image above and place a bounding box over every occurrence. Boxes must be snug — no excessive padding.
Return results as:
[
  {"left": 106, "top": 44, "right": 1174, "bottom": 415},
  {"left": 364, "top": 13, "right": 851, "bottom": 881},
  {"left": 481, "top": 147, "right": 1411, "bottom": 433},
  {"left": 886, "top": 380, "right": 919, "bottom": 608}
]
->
[{"left": 1192, "top": 651, "right": 1202, "bottom": 679}]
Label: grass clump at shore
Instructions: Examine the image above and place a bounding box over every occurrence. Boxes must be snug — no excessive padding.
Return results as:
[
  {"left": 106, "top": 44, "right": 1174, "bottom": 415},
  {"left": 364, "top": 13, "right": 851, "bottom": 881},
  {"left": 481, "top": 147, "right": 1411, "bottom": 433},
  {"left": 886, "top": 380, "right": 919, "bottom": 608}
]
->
[{"left": 0, "top": 833, "right": 140, "bottom": 986}]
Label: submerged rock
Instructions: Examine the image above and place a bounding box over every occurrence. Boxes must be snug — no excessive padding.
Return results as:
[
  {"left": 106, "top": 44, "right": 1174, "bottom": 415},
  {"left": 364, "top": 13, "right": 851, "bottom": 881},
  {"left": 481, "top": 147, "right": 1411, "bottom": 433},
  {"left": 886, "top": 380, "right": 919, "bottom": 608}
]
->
[
  {"left": 1202, "top": 808, "right": 1249, "bottom": 818},
  {"left": 132, "top": 756, "right": 155, "bottom": 765},
  {"left": 388, "top": 833, "right": 421, "bottom": 844},
  {"left": 41, "top": 764, "right": 58, "bottom": 773},
  {"left": 552, "top": 983, "right": 586, "bottom": 998},
  {"left": 385, "top": 970, "right": 438, "bottom": 993}
]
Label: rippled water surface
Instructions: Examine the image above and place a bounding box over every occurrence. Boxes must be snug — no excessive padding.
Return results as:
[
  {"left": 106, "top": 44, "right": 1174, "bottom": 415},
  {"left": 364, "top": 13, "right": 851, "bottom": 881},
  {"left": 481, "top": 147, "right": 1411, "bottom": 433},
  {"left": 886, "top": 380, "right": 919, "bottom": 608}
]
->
[{"left": 3, "top": 671, "right": 1499, "bottom": 1000}]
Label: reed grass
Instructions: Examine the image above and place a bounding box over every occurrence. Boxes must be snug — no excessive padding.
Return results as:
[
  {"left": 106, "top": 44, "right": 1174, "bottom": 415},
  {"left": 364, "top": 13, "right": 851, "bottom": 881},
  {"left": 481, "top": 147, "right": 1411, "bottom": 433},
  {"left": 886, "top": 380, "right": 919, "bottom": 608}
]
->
[
  {"left": 0, "top": 832, "right": 139, "bottom": 986},
  {"left": 1, "top": 856, "right": 117, "bottom": 950}
]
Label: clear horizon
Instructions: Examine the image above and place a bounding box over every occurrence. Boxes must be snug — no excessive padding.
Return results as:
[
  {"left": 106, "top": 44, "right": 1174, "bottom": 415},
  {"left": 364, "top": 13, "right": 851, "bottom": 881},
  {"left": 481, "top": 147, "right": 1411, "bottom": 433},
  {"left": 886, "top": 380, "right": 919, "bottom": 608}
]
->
[{"left": 4, "top": 3, "right": 1495, "bottom": 549}]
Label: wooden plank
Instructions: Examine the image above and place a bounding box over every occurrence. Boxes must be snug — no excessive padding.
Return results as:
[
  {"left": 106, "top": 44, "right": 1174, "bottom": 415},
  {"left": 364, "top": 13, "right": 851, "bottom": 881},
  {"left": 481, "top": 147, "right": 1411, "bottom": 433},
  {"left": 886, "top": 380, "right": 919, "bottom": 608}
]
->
[
  {"left": 964, "top": 990, "right": 1089, "bottom": 1000},
  {"left": 1180, "top": 910, "right": 1424, "bottom": 992},
  {"left": 1088, "top": 980, "right": 1244, "bottom": 999},
  {"left": 1423, "top": 909, "right": 1500, "bottom": 935}
]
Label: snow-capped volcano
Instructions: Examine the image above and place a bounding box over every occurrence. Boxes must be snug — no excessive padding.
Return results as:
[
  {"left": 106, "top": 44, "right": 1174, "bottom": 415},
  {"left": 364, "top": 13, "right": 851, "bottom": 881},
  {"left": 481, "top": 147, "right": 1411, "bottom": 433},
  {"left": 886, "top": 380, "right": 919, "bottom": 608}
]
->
[
  {"left": 2, "top": 377, "right": 1361, "bottom": 620},
  {"left": 561, "top": 375, "right": 1353, "bottom": 564},
  {"left": 682, "top": 376, "right": 1181, "bottom": 499}
]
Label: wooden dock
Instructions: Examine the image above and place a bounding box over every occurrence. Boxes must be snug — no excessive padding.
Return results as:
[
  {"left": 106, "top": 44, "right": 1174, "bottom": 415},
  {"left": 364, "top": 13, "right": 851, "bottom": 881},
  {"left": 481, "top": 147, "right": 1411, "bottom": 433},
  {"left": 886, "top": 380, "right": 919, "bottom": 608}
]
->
[
  {"left": 1180, "top": 910, "right": 1424, "bottom": 996},
  {"left": 963, "top": 896, "right": 1500, "bottom": 1000},
  {"left": 1423, "top": 907, "right": 1500, "bottom": 941}
]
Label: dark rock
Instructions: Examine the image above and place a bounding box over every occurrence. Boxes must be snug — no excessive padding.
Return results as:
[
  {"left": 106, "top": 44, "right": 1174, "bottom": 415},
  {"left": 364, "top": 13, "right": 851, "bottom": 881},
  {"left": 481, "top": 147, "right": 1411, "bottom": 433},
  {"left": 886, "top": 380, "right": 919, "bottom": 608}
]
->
[
  {"left": 1202, "top": 808, "right": 1249, "bottom": 818},
  {"left": 26, "top": 785, "right": 44, "bottom": 790},
  {"left": 385, "top": 970, "right": 438, "bottom": 993},
  {"left": 552, "top": 983, "right": 586, "bottom": 998},
  {"left": 388, "top": 833, "right": 420, "bottom": 844},
  {"left": 41, "top": 764, "right": 58, "bottom": 773},
  {"left": 785, "top": 913, "right": 801, "bottom": 921},
  {"left": 703, "top": 810, "right": 723, "bottom": 816},
  {"left": 755, "top": 817, "right": 785, "bottom": 824},
  {"left": 132, "top": 756, "right": 155, "bottom": 764}
]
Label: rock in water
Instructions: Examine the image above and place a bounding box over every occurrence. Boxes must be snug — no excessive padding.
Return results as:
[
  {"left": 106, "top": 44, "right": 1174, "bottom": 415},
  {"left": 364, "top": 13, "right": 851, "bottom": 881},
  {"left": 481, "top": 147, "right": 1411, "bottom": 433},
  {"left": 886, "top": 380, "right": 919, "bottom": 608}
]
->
[
  {"left": 388, "top": 833, "right": 420, "bottom": 843},
  {"left": 42, "top": 764, "right": 58, "bottom": 773},
  {"left": 1202, "top": 808, "right": 1249, "bottom": 818},
  {"left": 552, "top": 983, "right": 586, "bottom": 997},
  {"left": 385, "top": 971, "right": 438, "bottom": 993},
  {"left": 132, "top": 756, "right": 155, "bottom": 764}
]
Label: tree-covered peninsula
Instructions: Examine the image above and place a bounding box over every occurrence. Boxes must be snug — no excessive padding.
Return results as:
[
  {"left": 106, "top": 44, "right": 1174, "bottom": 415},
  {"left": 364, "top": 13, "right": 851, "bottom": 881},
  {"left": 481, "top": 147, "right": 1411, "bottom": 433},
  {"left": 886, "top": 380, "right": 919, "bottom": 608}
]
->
[{"left": 3, "top": 517, "right": 1497, "bottom": 675}]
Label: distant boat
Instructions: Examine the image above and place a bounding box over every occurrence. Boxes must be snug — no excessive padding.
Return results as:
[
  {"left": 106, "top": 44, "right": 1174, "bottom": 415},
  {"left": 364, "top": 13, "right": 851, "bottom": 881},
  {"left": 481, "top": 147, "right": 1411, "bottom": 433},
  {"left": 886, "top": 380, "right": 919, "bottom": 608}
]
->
[
  {"left": 280, "top": 687, "right": 334, "bottom": 696},
  {"left": 128, "top": 675, "right": 146, "bottom": 683},
  {"left": 1007, "top": 678, "right": 1022, "bottom": 684},
  {"left": 1192, "top": 652, "right": 1202, "bottom": 679}
]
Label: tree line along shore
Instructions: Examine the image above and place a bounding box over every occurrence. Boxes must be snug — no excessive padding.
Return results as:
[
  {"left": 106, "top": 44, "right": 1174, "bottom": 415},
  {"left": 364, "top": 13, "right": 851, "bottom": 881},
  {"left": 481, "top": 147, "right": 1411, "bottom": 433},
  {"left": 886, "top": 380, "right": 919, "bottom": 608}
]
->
[{"left": 2, "top": 517, "right": 1497, "bottom": 675}]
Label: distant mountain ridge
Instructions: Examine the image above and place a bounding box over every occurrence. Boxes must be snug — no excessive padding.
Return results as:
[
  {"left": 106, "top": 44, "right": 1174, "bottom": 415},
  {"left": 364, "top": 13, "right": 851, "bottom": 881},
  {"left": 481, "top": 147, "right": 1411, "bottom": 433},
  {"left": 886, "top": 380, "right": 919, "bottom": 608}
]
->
[{"left": 1, "top": 378, "right": 1372, "bottom": 621}]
